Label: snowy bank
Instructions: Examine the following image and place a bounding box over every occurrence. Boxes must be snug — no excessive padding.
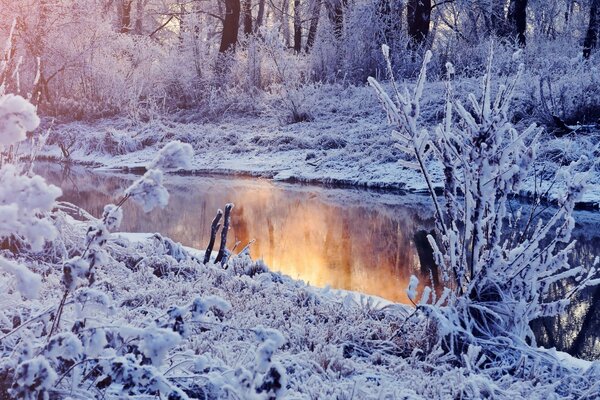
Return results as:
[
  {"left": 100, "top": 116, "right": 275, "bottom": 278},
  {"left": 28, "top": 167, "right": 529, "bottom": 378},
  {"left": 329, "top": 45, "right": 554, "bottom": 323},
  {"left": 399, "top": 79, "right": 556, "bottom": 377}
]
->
[{"left": 39, "top": 82, "right": 600, "bottom": 207}]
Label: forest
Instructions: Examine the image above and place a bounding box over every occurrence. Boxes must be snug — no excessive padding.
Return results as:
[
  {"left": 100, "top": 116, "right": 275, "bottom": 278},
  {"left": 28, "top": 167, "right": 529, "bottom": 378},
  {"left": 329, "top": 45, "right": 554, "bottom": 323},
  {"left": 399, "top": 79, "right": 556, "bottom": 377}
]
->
[
  {"left": 0, "top": 0, "right": 600, "bottom": 399},
  {"left": 0, "top": 0, "right": 598, "bottom": 124}
]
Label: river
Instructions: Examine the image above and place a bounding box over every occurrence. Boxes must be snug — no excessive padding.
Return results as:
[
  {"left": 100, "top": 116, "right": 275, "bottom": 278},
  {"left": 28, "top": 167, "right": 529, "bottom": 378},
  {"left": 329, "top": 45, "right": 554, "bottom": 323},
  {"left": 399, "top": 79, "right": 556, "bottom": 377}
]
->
[{"left": 36, "top": 162, "right": 600, "bottom": 360}]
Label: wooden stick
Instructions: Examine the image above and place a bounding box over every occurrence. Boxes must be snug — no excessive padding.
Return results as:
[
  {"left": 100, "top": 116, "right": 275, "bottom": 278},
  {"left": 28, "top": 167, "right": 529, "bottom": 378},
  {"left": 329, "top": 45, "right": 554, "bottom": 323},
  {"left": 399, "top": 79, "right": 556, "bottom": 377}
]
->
[
  {"left": 203, "top": 209, "right": 223, "bottom": 264},
  {"left": 215, "top": 203, "right": 234, "bottom": 264}
]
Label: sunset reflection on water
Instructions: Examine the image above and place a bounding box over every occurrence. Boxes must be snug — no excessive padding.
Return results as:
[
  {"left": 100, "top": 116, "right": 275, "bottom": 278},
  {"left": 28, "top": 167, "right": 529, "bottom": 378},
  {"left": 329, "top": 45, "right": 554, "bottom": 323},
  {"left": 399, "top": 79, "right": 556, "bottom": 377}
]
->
[
  {"left": 37, "top": 164, "right": 600, "bottom": 359},
  {"left": 40, "top": 165, "right": 434, "bottom": 303}
]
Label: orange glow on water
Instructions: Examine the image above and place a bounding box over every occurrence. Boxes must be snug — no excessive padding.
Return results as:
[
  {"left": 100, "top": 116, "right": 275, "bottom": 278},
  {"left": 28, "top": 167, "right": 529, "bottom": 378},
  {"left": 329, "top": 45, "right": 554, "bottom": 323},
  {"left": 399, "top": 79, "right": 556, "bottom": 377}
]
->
[{"left": 41, "top": 166, "right": 435, "bottom": 304}]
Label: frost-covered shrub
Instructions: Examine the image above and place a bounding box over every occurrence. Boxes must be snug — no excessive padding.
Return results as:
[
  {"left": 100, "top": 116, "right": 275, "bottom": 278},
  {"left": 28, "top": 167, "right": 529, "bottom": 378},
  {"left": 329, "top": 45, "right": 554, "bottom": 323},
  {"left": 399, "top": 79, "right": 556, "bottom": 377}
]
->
[
  {"left": 124, "top": 169, "right": 169, "bottom": 212},
  {"left": 147, "top": 140, "right": 194, "bottom": 171},
  {"left": 10, "top": 356, "right": 58, "bottom": 400},
  {"left": 0, "top": 94, "right": 40, "bottom": 147},
  {"left": 0, "top": 93, "right": 60, "bottom": 300},
  {"left": 370, "top": 45, "right": 600, "bottom": 371}
]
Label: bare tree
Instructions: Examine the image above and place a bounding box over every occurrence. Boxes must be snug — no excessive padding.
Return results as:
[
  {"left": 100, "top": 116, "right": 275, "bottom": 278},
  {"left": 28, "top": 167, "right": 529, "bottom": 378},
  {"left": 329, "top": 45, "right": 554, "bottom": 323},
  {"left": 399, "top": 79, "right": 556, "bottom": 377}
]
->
[
  {"left": 119, "top": 0, "right": 134, "bottom": 33},
  {"left": 255, "top": 0, "right": 266, "bottom": 32},
  {"left": 406, "top": 0, "right": 431, "bottom": 47},
  {"left": 134, "top": 0, "right": 145, "bottom": 34},
  {"left": 243, "top": 0, "right": 252, "bottom": 35},
  {"left": 325, "top": 0, "right": 347, "bottom": 39},
  {"left": 282, "top": 0, "right": 291, "bottom": 45},
  {"left": 305, "top": 0, "right": 321, "bottom": 51},
  {"left": 507, "top": 0, "right": 528, "bottom": 46},
  {"left": 583, "top": 0, "right": 600, "bottom": 58},
  {"left": 294, "top": 0, "right": 302, "bottom": 52},
  {"left": 219, "top": 0, "right": 241, "bottom": 52}
]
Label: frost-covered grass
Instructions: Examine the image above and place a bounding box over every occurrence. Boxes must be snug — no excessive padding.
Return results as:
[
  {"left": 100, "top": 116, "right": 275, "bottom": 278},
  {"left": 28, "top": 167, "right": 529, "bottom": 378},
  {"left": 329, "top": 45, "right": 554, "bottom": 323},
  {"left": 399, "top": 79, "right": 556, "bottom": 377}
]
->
[
  {"left": 2, "top": 214, "right": 599, "bottom": 399},
  {"left": 39, "top": 76, "right": 600, "bottom": 205}
]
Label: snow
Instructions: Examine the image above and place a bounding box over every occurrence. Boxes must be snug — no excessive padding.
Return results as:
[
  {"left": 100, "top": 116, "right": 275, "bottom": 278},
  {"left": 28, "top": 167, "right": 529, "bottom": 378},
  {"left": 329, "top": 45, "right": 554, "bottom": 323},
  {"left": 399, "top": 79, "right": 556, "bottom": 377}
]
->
[
  {"left": 0, "top": 93, "right": 40, "bottom": 148},
  {"left": 0, "top": 256, "right": 42, "bottom": 300},
  {"left": 12, "top": 356, "right": 58, "bottom": 400},
  {"left": 147, "top": 139, "right": 194, "bottom": 171},
  {"left": 406, "top": 275, "right": 419, "bottom": 302},
  {"left": 0, "top": 164, "right": 62, "bottom": 251},
  {"left": 124, "top": 169, "right": 169, "bottom": 212},
  {"left": 37, "top": 82, "right": 600, "bottom": 207},
  {"left": 102, "top": 204, "right": 123, "bottom": 231}
]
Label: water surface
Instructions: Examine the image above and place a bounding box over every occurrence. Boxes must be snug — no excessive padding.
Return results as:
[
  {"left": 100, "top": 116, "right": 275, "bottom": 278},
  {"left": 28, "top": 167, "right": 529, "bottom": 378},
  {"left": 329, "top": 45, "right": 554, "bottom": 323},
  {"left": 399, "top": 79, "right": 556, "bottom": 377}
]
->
[{"left": 36, "top": 163, "right": 600, "bottom": 360}]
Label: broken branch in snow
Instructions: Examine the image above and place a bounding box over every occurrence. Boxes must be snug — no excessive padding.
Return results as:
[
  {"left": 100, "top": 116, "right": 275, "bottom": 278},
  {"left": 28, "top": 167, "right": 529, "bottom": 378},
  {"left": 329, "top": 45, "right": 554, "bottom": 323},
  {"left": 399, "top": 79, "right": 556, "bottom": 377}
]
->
[
  {"left": 204, "top": 209, "right": 223, "bottom": 264},
  {"left": 215, "top": 203, "right": 234, "bottom": 265}
]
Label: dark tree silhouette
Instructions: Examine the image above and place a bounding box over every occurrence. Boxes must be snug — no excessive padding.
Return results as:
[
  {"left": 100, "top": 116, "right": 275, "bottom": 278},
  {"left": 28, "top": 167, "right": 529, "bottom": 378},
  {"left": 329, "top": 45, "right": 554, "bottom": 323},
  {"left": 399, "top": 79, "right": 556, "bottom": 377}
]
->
[
  {"left": 583, "top": 0, "right": 600, "bottom": 58},
  {"left": 219, "top": 0, "right": 241, "bottom": 52},
  {"left": 406, "top": 0, "right": 431, "bottom": 47},
  {"left": 305, "top": 0, "right": 321, "bottom": 51},
  {"left": 243, "top": 0, "right": 252, "bottom": 35},
  {"left": 507, "top": 0, "right": 528, "bottom": 46},
  {"left": 294, "top": 0, "right": 302, "bottom": 52},
  {"left": 325, "top": 0, "right": 347, "bottom": 39},
  {"left": 120, "top": 0, "right": 133, "bottom": 33}
]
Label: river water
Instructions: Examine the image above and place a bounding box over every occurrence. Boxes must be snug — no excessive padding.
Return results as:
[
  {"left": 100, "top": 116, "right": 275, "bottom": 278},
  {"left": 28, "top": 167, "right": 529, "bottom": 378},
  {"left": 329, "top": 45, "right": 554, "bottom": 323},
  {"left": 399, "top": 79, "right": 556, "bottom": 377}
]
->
[{"left": 36, "top": 163, "right": 600, "bottom": 360}]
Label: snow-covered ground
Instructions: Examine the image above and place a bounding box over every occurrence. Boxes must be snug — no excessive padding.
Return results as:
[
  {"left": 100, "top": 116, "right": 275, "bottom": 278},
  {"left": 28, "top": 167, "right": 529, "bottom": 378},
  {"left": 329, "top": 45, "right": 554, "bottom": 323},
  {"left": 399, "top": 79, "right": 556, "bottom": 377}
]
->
[
  {"left": 3, "top": 214, "right": 598, "bottom": 399},
  {"left": 39, "top": 82, "right": 600, "bottom": 206},
  {"left": 3, "top": 86, "right": 600, "bottom": 398}
]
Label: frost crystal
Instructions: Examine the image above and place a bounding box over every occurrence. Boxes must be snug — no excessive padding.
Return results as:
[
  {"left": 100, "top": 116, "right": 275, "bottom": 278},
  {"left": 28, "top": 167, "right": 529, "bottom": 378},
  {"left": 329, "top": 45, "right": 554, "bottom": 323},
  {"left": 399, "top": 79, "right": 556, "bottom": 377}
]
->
[
  {"left": 124, "top": 169, "right": 169, "bottom": 212},
  {"left": 148, "top": 140, "right": 194, "bottom": 171}
]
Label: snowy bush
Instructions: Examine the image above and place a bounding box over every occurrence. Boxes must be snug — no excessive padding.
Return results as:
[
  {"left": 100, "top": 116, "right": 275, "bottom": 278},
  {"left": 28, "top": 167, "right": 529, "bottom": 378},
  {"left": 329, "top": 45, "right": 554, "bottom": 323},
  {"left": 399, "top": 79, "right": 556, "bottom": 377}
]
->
[
  {"left": 0, "top": 92, "right": 60, "bottom": 300},
  {"left": 369, "top": 45, "right": 600, "bottom": 371}
]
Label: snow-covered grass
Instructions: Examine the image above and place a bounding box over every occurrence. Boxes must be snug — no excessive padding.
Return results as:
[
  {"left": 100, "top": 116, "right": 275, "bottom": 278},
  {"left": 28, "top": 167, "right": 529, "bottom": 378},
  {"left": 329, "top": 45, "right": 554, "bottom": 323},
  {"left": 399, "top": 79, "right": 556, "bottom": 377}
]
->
[
  {"left": 2, "top": 212, "right": 599, "bottom": 399},
  {"left": 39, "top": 77, "right": 600, "bottom": 206}
]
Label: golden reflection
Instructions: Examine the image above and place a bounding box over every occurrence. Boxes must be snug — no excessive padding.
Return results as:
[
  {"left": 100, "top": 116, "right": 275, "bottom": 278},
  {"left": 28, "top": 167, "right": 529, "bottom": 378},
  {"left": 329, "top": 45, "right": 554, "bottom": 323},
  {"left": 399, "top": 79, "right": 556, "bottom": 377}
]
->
[
  {"left": 36, "top": 164, "right": 600, "bottom": 359},
  {"left": 38, "top": 164, "right": 433, "bottom": 303}
]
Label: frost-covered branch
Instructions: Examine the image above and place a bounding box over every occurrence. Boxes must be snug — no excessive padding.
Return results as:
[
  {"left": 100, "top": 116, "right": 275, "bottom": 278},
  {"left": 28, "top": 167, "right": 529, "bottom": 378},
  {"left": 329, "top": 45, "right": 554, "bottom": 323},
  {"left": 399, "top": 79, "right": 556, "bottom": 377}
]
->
[{"left": 370, "top": 44, "right": 599, "bottom": 369}]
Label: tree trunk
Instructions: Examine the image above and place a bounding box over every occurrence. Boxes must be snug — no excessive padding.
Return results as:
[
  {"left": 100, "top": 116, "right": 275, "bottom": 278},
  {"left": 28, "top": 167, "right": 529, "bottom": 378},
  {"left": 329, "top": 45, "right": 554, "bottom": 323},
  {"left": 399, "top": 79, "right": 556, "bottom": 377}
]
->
[
  {"left": 178, "top": 3, "right": 186, "bottom": 44},
  {"left": 305, "top": 0, "right": 321, "bottom": 51},
  {"left": 255, "top": 0, "right": 266, "bottom": 33},
  {"left": 282, "top": 0, "right": 291, "bottom": 46},
  {"left": 219, "top": 0, "right": 241, "bottom": 52},
  {"left": 134, "top": 0, "right": 144, "bottom": 34},
  {"left": 325, "top": 0, "right": 346, "bottom": 39},
  {"left": 583, "top": 0, "right": 600, "bottom": 59},
  {"left": 120, "top": 0, "right": 133, "bottom": 33},
  {"left": 406, "top": 0, "right": 431, "bottom": 47},
  {"left": 565, "top": 0, "right": 575, "bottom": 25},
  {"left": 243, "top": 0, "right": 253, "bottom": 35},
  {"left": 507, "top": 0, "right": 527, "bottom": 46},
  {"left": 294, "top": 0, "right": 302, "bottom": 52}
]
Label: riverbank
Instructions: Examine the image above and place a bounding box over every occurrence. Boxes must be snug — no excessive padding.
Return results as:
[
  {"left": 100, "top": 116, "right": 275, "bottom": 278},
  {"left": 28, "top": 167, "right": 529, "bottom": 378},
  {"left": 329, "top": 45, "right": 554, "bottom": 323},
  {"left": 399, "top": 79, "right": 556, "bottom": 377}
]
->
[{"left": 39, "top": 106, "right": 600, "bottom": 208}]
